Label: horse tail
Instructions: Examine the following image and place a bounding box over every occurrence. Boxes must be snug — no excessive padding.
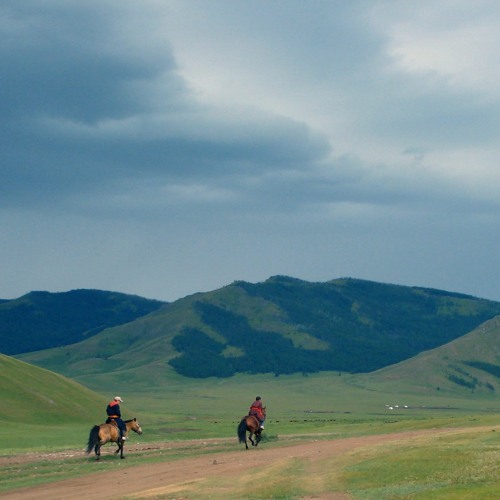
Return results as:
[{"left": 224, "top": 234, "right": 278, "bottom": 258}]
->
[
  {"left": 237, "top": 418, "right": 247, "bottom": 444},
  {"left": 86, "top": 425, "right": 100, "bottom": 454}
]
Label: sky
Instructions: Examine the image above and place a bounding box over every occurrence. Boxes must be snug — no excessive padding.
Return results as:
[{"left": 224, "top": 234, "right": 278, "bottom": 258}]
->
[{"left": 1, "top": 0, "right": 499, "bottom": 303}]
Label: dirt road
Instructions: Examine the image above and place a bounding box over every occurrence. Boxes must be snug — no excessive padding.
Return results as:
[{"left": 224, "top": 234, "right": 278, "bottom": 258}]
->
[{"left": 0, "top": 428, "right": 472, "bottom": 499}]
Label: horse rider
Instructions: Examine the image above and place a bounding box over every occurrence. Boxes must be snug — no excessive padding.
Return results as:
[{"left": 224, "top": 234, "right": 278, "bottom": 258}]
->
[
  {"left": 249, "top": 396, "right": 266, "bottom": 429},
  {"left": 106, "top": 396, "right": 127, "bottom": 441}
]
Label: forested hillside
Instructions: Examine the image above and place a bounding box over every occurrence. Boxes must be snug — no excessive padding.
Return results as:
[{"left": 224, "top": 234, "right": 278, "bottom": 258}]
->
[
  {"left": 0, "top": 289, "right": 165, "bottom": 354},
  {"left": 18, "top": 276, "right": 500, "bottom": 383},
  {"left": 169, "top": 277, "right": 500, "bottom": 377}
]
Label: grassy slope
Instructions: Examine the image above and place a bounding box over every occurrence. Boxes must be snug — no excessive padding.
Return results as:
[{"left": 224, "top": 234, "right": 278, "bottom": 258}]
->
[
  {"left": 355, "top": 315, "right": 500, "bottom": 397},
  {"left": 0, "top": 354, "right": 105, "bottom": 425}
]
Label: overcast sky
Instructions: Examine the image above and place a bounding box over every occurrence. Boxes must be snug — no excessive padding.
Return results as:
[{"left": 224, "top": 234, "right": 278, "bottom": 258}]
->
[{"left": 1, "top": 1, "right": 499, "bottom": 303}]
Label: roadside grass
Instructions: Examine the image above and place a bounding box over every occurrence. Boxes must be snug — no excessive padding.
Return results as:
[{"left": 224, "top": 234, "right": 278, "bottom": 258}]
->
[
  {"left": 163, "top": 459, "right": 312, "bottom": 500},
  {"left": 0, "top": 455, "right": 94, "bottom": 492},
  {"left": 339, "top": 426, "right": 500, "bottom": 499}
]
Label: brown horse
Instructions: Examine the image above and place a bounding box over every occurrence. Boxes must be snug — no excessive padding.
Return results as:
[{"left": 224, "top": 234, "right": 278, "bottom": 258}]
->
[
  {"left": 86, "top": 417, "right": 142, "bottom": 460},
  {"left": 237, "top": 408, "right": 266, "bottom": 449}
]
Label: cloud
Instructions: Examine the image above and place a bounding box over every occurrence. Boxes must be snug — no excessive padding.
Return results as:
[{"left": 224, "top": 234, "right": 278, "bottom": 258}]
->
[
  {"left": 1, "top": 1, "right": 499, "bottom": 302},
  {"left": 380, "top": 1, "right": 500, "bottom": 95},
  {"left": 1, "top": 1, "right": 337, "bottom": 214}
]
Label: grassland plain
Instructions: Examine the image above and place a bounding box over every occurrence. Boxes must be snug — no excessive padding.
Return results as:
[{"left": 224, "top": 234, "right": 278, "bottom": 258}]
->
[
  {"left": 1, "top": 424, "right": 498, "bottom": 499},
  {"left": 1, "top": 369, "right": 499, "bottom": 498}
]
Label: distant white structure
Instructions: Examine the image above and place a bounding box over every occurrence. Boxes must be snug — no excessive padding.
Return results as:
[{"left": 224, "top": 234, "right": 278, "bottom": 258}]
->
[{"left": 385, "top": 404, "right": 410, "bottom": 410}]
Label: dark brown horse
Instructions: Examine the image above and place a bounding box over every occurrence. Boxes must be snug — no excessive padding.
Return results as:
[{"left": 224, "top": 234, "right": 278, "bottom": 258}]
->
[
  {"left": 237, "top": 408, "right": 266, "bottom": 449},
  {"left": 86, "top": 418, "right": 142, "bottom": 460}
]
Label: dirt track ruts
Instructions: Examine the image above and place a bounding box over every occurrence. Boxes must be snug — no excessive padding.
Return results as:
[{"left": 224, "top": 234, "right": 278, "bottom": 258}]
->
[{"left": 0, "top": 427, "right": 484, "bottom": 499}]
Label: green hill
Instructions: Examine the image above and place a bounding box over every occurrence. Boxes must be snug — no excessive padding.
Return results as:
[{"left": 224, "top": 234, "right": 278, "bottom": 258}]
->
[
  {"left": 358, "top": 315, "right": 500, "bottom": 397},
  {"left": 17, "top": 277, "right": 500, "bottom": 384},
  {"left": 0, "top": 289, "right": 165, "bottom": 355},
  {"left": 0, "top": 353, "right": 105, "bottom": 424}
]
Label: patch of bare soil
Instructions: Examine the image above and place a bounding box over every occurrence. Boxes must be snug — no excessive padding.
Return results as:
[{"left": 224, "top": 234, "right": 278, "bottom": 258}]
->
[{"left": 0, "top": 428, "right": 477, "bottom": 499}]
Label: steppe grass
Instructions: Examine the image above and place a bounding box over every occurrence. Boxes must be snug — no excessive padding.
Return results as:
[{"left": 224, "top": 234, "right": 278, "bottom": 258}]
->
[
  {"left": 1, "top": 371, "right": 499, "bottom": 497},
  {"left": 160, "top": 458, "right": 313, "bottom": 500},
  {"left": 120, "top": 426, "right": 499, "bottom": 499},
  {"left": 340, "top": 426, "right": 500, "bottom": 499},
  {"left": 1, "top": 371, "right": 498, "bottom": 451},
  {"left": 114, "top": 370, "right": 499, "bottom": 443}
]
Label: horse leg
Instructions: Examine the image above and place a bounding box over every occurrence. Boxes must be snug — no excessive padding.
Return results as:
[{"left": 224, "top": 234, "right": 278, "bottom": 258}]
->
[
  {"left": 255, "top": 430, "right": 261, "bottom": 447},
  {"left": 249, "top": 433, "right": 255, "bottom": 447},
  {"left": 113, "top": 429, "right": 121, "bottom": 454},
  {"left": 94, "top": 444, "right": 101, "bottom": 461}
]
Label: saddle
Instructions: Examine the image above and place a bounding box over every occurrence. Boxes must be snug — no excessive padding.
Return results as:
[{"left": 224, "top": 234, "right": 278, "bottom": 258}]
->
[{"left": 106, "top": 418, "right": 118, "bottom": 427}]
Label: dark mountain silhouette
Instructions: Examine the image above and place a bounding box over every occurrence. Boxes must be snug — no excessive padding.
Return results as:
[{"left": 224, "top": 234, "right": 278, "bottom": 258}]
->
[{"left": 0, "top": 289, "right": 165, "bottom": 355}]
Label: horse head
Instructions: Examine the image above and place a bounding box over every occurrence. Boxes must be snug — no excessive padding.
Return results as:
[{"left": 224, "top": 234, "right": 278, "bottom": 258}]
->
[{"left": 128, "top": 417, "right": 143, "bottom": 435}]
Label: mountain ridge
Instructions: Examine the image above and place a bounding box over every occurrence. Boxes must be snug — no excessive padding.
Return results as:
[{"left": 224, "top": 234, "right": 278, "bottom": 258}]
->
[
  {"left": 0, "top": 289, "right": 165, "bottom": 355},
  {"left": 16, "top": 276, "right": 500, "bottom": 384}
]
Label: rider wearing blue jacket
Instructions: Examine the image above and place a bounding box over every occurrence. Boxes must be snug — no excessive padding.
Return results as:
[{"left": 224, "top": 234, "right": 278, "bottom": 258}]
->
[{"left": 106, "top": 396, "right": 127, "bottom": 441}]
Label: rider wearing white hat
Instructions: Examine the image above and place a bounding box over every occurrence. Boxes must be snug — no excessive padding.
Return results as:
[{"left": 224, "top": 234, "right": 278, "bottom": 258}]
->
[{"left": 106, "top": 396, "right": 127, "bottom": 440}]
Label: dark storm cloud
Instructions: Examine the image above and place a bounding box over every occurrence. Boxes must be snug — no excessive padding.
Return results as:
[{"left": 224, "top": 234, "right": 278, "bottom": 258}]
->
[
  {"left": 0, "top": 1, "right": 336, "bottom": 211},
  {"left": 0, "top": 2, "right": 171, "bottom": 121},
  {"left": 1, "top": 1, "right": 499, "bottom": 303}
]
